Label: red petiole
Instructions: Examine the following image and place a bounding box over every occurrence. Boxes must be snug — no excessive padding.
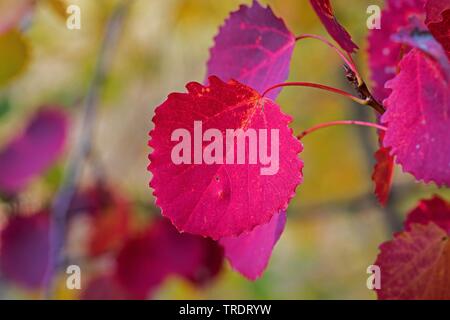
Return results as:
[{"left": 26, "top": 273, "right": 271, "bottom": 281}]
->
[{"left": 298, "top": 120, "right": 387, "bottom": 140}]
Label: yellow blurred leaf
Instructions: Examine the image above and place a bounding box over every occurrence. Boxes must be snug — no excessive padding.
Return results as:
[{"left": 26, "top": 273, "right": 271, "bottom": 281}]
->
[
  {"left": 0, "top": 29, "right": 30, "bottom": 87},
  {"left": 44, "top": 0, "right": 67, "bottom": 20}
]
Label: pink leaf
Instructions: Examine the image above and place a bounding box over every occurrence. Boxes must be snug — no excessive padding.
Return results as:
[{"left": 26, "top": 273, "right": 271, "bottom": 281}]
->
[
  {"left": 309, "top": 0, "right": 358, "bottom": 53},
  {"left": 367, "top": 0, "right": 426, "bottom": 101},
  {"left": 404, "top": 195, "right": 450, "bottom": 233},
  {"left": 220, "top": 210, "right": 286, "bottom": 280},
  {"left": 206, "top": 0, "right": 295, "bottom": 100},
  {"left": 0, "top": 212, "right": 49, "bottom": 289},
  {"left": 425, "top": 0, "right": 450, "bottom": 59},
  {"left": 0, "top": 107, "right": 69, "bottom": 196},
  {"left": 149, "top": 76, "right": 303, "bottom": 239},
  {"left": 381, "top": 49, "right": 450, "bottom": 186}
]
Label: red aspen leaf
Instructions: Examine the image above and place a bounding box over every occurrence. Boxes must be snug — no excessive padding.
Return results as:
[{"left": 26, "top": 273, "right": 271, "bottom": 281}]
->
[
  {"left": 372, "top": 134, "right": 394, "bottom": 206},
  {"left": 375, "top": 223, "right": 450, "bottom": 299},
  {"left": 114, "top": 225, "right": 168, "bottom": 299},
  {"left": 219, "top": 210, "right": 286, "bottom": 280},
  {"left": 148, "top": 76, "right": 303, "bottom": 240},
  {"left": 0, "top": 107, "right": 69, "bottom": 196},
  {"left": 114, "top": 219, "right": 224, "bottom": 298},
  {"left": 381, "top": 49, "right": 450, "bottom": 186},
  {"left": 0, "top": 212, "right": 49, "bottom": 289},
  {"left": 309, "top": 0, "right": 358, "bottom": 53},
  {"left": 367, "top": 0, "right": 426, "bottom": 101},
  {"left": 206, "top": 0, "right": 295, "bottom": 100},
  {"left": 150, "top": 219, "right": 224, "bottom": 285},
  {"left": 425, "top": 0, "right": 450, "bottom": 59},
  {"left": 81, "top": 275, "right": 130, "bottom": 300},
  {"left": 88, "top": 191, "right": 131, "bottom": 257},
  {"left": 405, "top": 196, "right": 450, "bottom": 233}
]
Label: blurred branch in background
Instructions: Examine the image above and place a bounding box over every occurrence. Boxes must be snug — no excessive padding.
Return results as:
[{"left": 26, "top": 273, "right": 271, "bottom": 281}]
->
[
  {"left": 45, "top": 1, "right": 133, "bottom": 298},
  {"left": 348, "top": 88, "right": 403, "bottom": 235}
]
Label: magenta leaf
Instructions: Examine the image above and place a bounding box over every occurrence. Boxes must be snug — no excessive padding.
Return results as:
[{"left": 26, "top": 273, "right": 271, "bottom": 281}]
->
[
  {"left": 206, "top": 0, "right": 295, "bottom": 100},
  {"left": 0, "top": 213, "right": 49, "bottom": 289},
  {"left": 219, "top": 210, "right": 286, "bottom": 280},
  {"left": 382, "top": 49, "right": 450, "bottom": 186},
  {"left": 0, "top": 107, "right": 69, "bottom": 196},
  {"left": 149, "top": 76, "right": 303, "bottom": 239},
  {"left": 367, "top": 0, "right": 427, "bottom": 101},
  {"left": 309, "top": 0, "right": 358, "bottom": 53}
]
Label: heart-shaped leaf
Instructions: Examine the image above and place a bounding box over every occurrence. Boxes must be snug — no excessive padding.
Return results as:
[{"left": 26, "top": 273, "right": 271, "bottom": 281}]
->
[{"left": 149, "top": 76, "right": 302, "bottom": 239}]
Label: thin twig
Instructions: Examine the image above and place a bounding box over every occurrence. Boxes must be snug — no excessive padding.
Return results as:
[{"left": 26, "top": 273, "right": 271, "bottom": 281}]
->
[
  {"left": 297, "top": 120, "right": 386, "bottom": 140},
  {"left": 261, "top": 82, "right": 368, "bottom": 105},
  {"left": 45, "top": 2, "right": 131, "bottom": 298}
]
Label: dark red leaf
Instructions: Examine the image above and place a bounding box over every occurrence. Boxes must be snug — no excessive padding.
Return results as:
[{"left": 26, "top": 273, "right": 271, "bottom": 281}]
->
[
  {"left": 405, "top": 196, "right": 450, "bottom": 233},
  {"left": 309, "top": 0, "right": 358, "bottom": 53},
  {"left": 374, "top": 196, "right": 450, "bottom": 299},
  {"left": 372, "top": 133, "right": 394, "bottom": 206},
  {"left": 375, "top": 223, "right": 450, "bottom": 299},
  {"left": 114, "top": 219, "right": 224, "bottom": 298},
  {"left": 425, "top": 0, "right": 450, "bottom": 59},
  {"left": 81, "top": 275, "right": 130, "bottom": 300},
  {"left": 114, "top": 225, "right": 168, "bottom": 299}
]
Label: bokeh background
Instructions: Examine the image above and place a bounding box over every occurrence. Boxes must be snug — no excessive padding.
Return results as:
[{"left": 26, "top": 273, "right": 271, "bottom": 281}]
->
[{"left": 0, "top": 0, "right": 449, "bottom": 299}]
